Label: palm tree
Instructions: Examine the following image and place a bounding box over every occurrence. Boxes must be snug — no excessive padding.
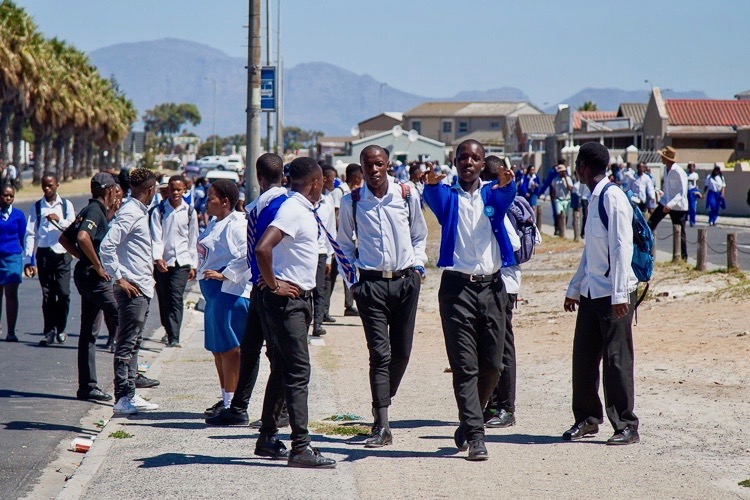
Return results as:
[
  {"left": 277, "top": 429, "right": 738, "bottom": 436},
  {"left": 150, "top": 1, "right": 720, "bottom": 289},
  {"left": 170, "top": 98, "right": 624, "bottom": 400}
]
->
[{"left": 577, "top": 100, "right": 598, "bottom": 112}]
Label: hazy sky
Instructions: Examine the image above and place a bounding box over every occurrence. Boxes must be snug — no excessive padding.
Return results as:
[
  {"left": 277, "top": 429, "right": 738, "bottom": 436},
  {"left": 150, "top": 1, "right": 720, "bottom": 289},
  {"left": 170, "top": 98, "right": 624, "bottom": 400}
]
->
[{"left": 21, "top": 0, "right": 750, "bottom": 105}]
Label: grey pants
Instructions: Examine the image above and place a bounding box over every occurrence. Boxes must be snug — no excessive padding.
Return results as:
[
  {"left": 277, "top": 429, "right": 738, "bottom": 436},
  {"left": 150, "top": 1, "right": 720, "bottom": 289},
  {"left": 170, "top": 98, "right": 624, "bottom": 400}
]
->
[{"left": 113, "top": 288, "right": 150, "bottom": 401}]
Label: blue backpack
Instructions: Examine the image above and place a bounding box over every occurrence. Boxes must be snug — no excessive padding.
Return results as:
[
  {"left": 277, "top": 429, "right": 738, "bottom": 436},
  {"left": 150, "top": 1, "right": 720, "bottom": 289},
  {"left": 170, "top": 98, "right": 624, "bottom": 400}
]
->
[{"left": 598, "top": 183, "right": 654, "bottom": 304}]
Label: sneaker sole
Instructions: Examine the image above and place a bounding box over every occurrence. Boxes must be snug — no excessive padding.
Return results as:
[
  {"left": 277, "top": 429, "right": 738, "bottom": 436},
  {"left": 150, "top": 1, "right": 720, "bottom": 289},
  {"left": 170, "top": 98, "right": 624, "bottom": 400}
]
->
[
  {"left": 287, "top": 461, "right": 336, "bottom": 469},
  {"left": 254, "top": 450, "right": 289, "bottom": 460},
  {"left": 485, "top": 420, "right": 515, "bottom": 429},
  {"left": 113, "top": 410, "right": 138, "bottom": 416},
  {"left": 466, "top": 453, "right": 489, "bottom": 461}
]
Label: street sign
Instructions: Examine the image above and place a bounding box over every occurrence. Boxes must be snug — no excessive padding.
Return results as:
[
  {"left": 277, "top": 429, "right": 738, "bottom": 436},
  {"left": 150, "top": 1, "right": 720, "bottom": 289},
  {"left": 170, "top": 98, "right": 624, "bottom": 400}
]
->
[{"left": 260, "top": 66, "right": 276, "bottom": 111}]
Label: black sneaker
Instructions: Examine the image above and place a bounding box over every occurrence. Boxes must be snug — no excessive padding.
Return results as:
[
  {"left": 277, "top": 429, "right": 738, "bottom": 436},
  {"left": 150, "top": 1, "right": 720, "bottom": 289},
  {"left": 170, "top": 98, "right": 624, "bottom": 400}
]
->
[
  {"left": 5, "top": 333, "right": 18, "bottom": 342},
  {"left": 312, "top": 328, "right": 327, "bottom": 337},
  {"left": 39, "top": 332, "right": 56, "bottom": 346},
  {"left": 255, "top": 437, "right": 290, "bottom": 459},
  {"left": 166, "top": 340, "right": 182, "bottom": 348},
  {"left": 288, "top": 446, "right": 336, "bottom": 468},
  {"left": 322, "top": 314, "right": 336, "bottom": 324},
  {"left": 77, "top": 387, "right": 113, "bottom": 401},
  {"left": 135, "top": 374, "right": 161, "bottom": 389},
  {"left": 343, "top": 307, "right": 359, "bottom": 317},
  {"left": 55, "top": 332, "right": 67, "bottom": 343},
  {"left": 206, "top": 407, "right": 249, "bottom": 426},
  {"left": 204, "top": 400, "right": 226, "bottom": 417}
]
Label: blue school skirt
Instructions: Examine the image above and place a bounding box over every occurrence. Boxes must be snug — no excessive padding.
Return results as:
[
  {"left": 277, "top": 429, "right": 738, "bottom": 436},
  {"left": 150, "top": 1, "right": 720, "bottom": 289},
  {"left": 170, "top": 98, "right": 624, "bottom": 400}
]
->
[
  {"left": 0, "top": 252, "right": 22, "bottom": 285},
  {"left": 199, "top": 279, "right": 249, "bottom": 353}
]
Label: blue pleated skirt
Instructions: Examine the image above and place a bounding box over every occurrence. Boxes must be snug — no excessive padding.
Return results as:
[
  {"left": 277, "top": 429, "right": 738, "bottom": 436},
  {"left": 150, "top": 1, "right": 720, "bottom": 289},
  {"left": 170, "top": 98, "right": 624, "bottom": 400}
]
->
[
  {"left": 199, "top": 279, "right": 249, "bottom": 353},
  {"left": 0, "top": 253, "right": 23, "bottom": 285}
]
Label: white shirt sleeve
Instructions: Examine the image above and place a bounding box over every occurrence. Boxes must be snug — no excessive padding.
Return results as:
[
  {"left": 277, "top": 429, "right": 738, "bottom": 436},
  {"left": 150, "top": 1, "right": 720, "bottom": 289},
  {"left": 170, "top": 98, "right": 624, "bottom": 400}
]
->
[
  {"left": 100, "top": 214, "right": 134, "bottom": 280},
  {"left": 59, "top": 200, "right": 75, "bottom": 229},
  {"left": 188, "top": 208, "right": 199, "bottom": 268},
  {"left": 150, "top": 208, "right": 164, "bottom": 262},
  {"left": 607, "top": 191, "right": 635, "bottom": 304},
  {"left": 335, "top": 194, "right": 357, "bottom": 284},
  {"left": 221, "top": 217, "right": 249, "bottom": 284},
  {"left": 409, "top": 192, "right": 428, "bottom": 267}
]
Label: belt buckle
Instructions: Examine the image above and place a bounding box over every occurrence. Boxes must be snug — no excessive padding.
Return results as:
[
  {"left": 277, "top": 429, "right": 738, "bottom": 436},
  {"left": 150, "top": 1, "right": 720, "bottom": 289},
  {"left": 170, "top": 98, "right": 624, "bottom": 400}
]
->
[
  {"left": 469, "top": 274, "right": 479, "bottom": 283},
  {"left": 382, "top": 270, "right": 393, "bottom": 279}
]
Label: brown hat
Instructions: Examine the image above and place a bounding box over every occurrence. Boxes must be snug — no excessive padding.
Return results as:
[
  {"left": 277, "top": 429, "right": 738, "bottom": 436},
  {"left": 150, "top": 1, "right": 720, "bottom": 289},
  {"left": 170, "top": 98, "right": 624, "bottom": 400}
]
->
[{"left": 659, "top": 146, "right": 677, "bottom": 164}]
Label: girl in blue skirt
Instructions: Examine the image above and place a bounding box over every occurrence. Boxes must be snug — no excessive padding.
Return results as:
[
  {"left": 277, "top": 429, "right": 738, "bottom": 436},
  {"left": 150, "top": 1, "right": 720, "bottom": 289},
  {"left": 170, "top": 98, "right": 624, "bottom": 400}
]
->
[
  {"left": 197, "top": 180, "right": 250, "bottom": 415},
  {"left": 0, "top": 185, "right": 26, "bottom": 342}
]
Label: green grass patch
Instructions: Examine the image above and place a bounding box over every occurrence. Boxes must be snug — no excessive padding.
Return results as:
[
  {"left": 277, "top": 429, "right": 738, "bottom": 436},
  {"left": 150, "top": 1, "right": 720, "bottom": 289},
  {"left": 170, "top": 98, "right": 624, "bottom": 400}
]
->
[
  {"left": 323, "top": 413, "right": 363, "bottom": 422},
  {"left": 309, "top": 421, "right": 370, "bottom": 437},
  {"left": 109, "top": 430, "right": 133, "bottom": 439},
  {"left": 738, "top": 479, "right": 750, "bottom": 488}
]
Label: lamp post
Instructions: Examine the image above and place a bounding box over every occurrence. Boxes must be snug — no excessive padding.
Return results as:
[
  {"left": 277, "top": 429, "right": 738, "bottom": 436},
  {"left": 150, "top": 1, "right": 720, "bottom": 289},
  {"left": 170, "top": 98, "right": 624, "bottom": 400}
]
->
[
  {"left": 379, "top": 82, "right": 387, "bottom": 113},
  {"left": 205, "top": 77, "right": 217, "bottom": 155}
]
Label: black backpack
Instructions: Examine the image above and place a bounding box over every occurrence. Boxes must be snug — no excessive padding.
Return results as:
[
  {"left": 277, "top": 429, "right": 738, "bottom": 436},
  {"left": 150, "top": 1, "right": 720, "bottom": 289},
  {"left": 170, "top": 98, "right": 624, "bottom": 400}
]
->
[{"left": 35, "top": 198, "right": 70, "bottom": 230}]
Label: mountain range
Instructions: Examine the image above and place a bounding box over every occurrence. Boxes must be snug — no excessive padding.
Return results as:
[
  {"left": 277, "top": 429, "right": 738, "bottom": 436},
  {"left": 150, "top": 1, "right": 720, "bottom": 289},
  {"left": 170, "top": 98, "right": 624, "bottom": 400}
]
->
[{"left": 89, "top": 38, "right": 708, "bottom": 137}]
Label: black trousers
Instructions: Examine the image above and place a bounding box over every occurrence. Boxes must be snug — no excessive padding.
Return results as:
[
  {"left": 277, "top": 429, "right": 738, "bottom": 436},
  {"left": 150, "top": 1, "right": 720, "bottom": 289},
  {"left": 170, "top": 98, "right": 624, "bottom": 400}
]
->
[
  {"left": 261, "top": 288, "right": 313, "bottom": 452},
  {"left": 154, "top": 264, "right": 190, "bottom": 342},
  {"left": 113, "top": 289, "right": 150, "bottom": 400},
  {"left": 352, "top": 271, "right": 420, "bottom": 409},
  {"left": 325, "top": 258, "right": 354, "bottom": 313},
  {"left": 572, "top": 293, "right": 638, "bottom": 432},
  {"left": 648, "top": 204, "right": 687, "bottom": 260},
  {"left": 36, "top": 247, "right": 72, "bottom": 334},
  {"left": 74, "top": 271, "right": 119, "bottom": 392},
  {"left": 439, "top": 272, "right": 507, "bottom": 441},
  {"left": 312, "top": 254, "right": 327, "bottom": 331},
  {"left": 491, "top": 293, "right": 516, "bottom": 413}
]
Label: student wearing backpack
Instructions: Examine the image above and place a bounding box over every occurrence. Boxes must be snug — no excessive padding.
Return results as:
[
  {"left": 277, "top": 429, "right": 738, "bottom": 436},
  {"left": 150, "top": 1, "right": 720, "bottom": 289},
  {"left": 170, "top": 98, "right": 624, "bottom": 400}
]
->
[
  {"left": 150, "top": 175, "right": 199, "bottom": 348},
  {"left": 423, "top": 141, "right": 516, "bottom": 460},
  {"left": 337, "top": 145, "right": 428, "bottom": 449},
  {"left": 563, "top": 142, "right": 640, "bottom": 446},
  {"left": 23, "top": 173, "right": 76, "bottom": 346}
]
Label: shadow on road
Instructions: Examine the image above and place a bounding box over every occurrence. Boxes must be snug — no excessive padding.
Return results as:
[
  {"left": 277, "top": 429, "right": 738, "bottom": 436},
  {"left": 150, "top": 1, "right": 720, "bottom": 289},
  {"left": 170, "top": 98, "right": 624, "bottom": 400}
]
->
[
  {"left": 0, "top": 389, "right": 80, "bottom": 401},
  {"left": 3, "top": 420, "right": 95, "bottom": 434}
]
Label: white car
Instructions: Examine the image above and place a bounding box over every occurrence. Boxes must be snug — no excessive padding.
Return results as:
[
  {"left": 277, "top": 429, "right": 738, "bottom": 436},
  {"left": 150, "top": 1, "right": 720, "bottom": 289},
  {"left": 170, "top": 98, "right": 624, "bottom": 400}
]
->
[{"left": 196, "top": 155, "right": 245, "bottom": 173}]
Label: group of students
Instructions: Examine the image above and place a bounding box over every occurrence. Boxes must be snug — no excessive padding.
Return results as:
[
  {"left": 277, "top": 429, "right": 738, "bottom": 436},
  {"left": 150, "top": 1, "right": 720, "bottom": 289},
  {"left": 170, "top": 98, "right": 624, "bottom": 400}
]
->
[{"left": 195, "top": 138, "right": 642, "bottom": 470}]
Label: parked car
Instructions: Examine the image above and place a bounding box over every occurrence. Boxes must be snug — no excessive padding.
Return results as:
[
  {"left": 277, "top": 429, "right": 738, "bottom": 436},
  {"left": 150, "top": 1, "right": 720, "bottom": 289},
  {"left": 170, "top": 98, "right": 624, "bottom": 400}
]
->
[
  {"left": 204, "top": 169, "right": 240, "bottom": 184},
  {"left": 184, "top": 161, "right": 200, "bottom": 176},
  {"left": 196, "top": 154, "right": 245, "bottom": 173}
]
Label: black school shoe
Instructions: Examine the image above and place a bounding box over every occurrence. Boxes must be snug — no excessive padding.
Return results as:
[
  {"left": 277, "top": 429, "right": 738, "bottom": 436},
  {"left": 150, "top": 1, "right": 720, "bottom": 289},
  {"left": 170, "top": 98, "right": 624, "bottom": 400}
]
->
[
  {"left": 255, "top": 436, "right": 290, "bottom": 459},
  {"left": 606, "top": 427, "right": 640, "bottom": 445},
  {"left": 562, "top": 419, "right": 600, "bottom": 441},
  {"left": 204, "top": 400, "right": 226, "bottom": 417},
  {"left": 135, "top": 374, "right": 160, "bottom": 389},
  {"left": 206, "top": 407, "right": 250, "bottom": 426},
  {"left": 467, "top": 439, "right": 489, "bottom": 461},
  {"left": 287, "top": 446, "right": 336, "bottom": 468},
  {"left": 485, "top": 409, "right": 515, "bottom": 428},
  {"left": 77, "top": 387, "right": 113, "bottom": 401}
]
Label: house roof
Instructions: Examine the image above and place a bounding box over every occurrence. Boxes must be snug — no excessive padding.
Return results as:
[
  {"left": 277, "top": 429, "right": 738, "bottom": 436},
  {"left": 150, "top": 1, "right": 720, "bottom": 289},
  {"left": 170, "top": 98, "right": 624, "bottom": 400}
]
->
[
  {"left": 351, "top": 129, "right": 445, "bottom": 147},
  {"left": 665, "top": 99, "right": 750, "bottom": 126},
  {"left": 573, "top": 111, "right": 617, "bottom": 130},
  {"left": 404, "top": 101, "right": 541, "bottom": 117},
  {"left": 358, "top": 112, "right": 403, "bottom": 127},
  {"left": 735, "top": 89, "right": 750, "bottom": 99},
  {"left": 617, "top": 103, "right": 647, "bottom": 124},
  {"left": 450, "top": 130, "right": 505, "bottom": 146},
  {"left": 517, "top": 114, "right": 555, "bottom": 135},
  {"left": 318, "top": 136, "right": 352, "bottom": 146}
]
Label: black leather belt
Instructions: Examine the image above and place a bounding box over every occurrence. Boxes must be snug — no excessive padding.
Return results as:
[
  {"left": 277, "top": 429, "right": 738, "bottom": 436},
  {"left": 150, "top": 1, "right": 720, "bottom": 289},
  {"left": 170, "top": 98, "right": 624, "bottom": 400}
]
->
[
  {"left": 358, "top": 268, "right": 413, "bottom": 280},
  {"left": 444, "top": 270, "right": 499, "bottom": 283},
  {"left": 298, "top": 289, "right": 313, "bottom": 299}
]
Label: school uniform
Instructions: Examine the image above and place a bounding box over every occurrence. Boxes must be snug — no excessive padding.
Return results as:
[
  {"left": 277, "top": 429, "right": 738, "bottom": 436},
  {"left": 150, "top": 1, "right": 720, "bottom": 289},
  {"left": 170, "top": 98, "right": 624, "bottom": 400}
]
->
[
  {"left": 260, "top": 191, "right": 319, "bottom": 453},
  {"left": 630, "top": 173, "right": 655, "bottom": 214},
  {"left": 337, "top": 180, "right": 428, "bottom": 413},
  {"left": 566, "top": 177, "right": 639, "bottom": 433},
  {"left": 0, "top": 206, "right": 26, "bottom": 285},
  {"left": 150, "top": 200, "right": 199, "bottom": 344},
  {"left": 312, "top": 193, "right": 335, "bottom": 334},
  {"left": 228, "top": 187, "right": 287, "bottom": 417},
  {"left": 705, "top": 174, "right": 726, "bottom": 225},
  {"left": 423, "top": 179, "right": 516, "bottom": 443},
  {"left": 23, "top": 195, "right": 76, "bottom": 336},
  {"left": 648, "top": 164, "right": 688, "bottom": 260},
  {"left": 100, "top": 197, "right": 156, "bottom": 402},
  {"left": 686, "top": 171, "right": 701, "bottom": 226},
  {"left": 324, "top": 185, "right": 355, "bottom": 315}
]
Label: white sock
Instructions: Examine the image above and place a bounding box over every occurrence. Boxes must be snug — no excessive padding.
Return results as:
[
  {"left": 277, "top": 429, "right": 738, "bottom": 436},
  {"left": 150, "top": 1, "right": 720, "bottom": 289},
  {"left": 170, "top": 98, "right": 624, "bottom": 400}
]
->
[
  {"left": 223, "top": 391, "right": 233, "bottom": 408},
  {"left": 221, "top": 389, "right": 226, "bottom": 404}
]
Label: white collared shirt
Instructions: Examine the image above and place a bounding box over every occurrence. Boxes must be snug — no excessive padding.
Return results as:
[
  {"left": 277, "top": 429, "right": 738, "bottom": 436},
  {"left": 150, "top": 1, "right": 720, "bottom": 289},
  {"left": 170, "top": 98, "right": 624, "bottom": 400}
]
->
[
  {"left": 567, "top": 177, "right": 638, "bottom": 305},
  {"left": 501, "top": 215, "right": 522, "bottom": 294},
  {"left": 24, "top": 195, "right": 75, "bottom": 263},
  {"left": 660, "top": 164, "right": 688, "bottom": 211},
  {"left": 553, "top": 175, "right": 573, "bottom": 200},
  {"left": 268, "top": 191, "right": 319, "bottom": 291},
  {"left": 100, "top": 197, "right": 155, "bottom": 298},
  {"left": 447, "top": 181, "right": 502, "bottom": 276},
  {"left": 150, "top": 200, "right": 199, "bottom": 268},
  {"left": 705, "top": 174, "right": 725, "bottom": 193},
  {"left": 316, "top": 193, "right": 335, "bottom": 260},
  {"left": 630, "top": 173, "right": 655, "bottom": 205},
  {"left": 337, "top": 178, "right": 428, "bottom": 273},
  {"left": 687, "top": 171, "right": 699, "bottom": 190},
  {"left": 197, "top": 211, "right": 251, "bottom": 297}
]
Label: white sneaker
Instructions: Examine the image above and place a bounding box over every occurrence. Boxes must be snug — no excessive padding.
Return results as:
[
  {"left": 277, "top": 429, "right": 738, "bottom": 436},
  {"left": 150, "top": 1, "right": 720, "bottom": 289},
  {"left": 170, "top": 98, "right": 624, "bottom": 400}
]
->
[
  {"left": 113, "top": 396, "right": 138, "bottom": 415},
  {"left": 130, "top": 394, "right": 159, "bottom": 411}
]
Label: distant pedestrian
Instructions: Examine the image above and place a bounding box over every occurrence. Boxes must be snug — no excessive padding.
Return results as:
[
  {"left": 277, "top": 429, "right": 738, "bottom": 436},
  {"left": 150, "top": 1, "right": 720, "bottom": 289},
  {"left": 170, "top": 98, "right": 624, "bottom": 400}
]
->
[
  {"left": 150, "top": 175, "right": 198, "bottom": 348},
  {"left": 648, "top": 147, "right": 688, "bottom": 260},
  {"left": 630, "top": 162, "right": 656, "bottom": 215},
  {"left": 553, "top": 164, "right": 573, "bottom": 235},
  {"left": 686, "top": 163, "right": 702, "bottom": 227},
  {"left": 59, "top": 173, "right": 119, "bottom": 401},
  {"left": 519, "top": 165, "right": 539, "bottom": 207},
  {"left": 563, "top": 141, "right": 639, "bottom": 446},
  {"left": 0, "top": 185, "right": 25, "bottom": 342},
  {"left": 197, "top": 180, "right": 250, "bottom": 415},
  {"left": 100, "top": 168, "right": 160, "bottom": 416},
  {"left": 703, "top": 164, "right": 726, "bottom": 226},
  {"left": 23, "top": 173, "right": 76, "bottom": 346}
]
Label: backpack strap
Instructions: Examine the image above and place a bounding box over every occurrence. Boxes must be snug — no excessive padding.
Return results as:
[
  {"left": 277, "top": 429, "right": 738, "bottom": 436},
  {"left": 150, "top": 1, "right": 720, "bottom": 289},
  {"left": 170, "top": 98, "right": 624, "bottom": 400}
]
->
[
  {"left": 400, "top": 183, "right": 412, "bottom": 230},
  {"left": 351, "top": 188, "right": 361, "bottom": 259},
  {"left": 61, "top": 198, "right": 69, "bottom": 220},
  {"left": 597, "top": 182, "right": 617, "bottom": 278},
  {"left": 34, "top": 199, "right": 42, "bottom": 231}
]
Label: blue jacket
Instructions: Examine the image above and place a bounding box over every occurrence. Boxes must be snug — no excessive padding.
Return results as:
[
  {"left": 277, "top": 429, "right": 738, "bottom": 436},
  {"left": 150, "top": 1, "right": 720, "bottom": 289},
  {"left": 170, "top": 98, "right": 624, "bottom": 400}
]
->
[
  {"left": 423, "top": 180, "right": 517, "bottom": 269},
  {"left": 249, "top": 194, "right": 288, "bottom": 284}
]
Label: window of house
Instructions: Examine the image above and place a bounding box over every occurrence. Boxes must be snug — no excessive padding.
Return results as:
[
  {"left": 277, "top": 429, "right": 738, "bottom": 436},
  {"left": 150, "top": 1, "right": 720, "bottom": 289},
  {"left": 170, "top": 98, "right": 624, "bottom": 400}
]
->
[
  {"left": 442, "top": 120, "right": 452, "bottom": 133},
  {"left": 412, "top": 120, "right": 421, "bottom": 134},
  {"left": 458, "top": 121, "right": 468, "bottom": 133},
  {"left": 490, "top": 121, "right": 500, "bottom": 129}
]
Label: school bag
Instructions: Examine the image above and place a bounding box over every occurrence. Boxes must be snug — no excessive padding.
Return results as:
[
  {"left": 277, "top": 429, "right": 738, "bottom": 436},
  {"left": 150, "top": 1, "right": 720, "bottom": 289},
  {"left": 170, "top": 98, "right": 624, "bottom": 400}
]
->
[
  {"left": 506, "top": 196, "right": 537, "bottom": 264},
  {"left": 35, "top": 198, "right": 70, "bottom": 230},
  {"left": 598, "top": 183, "right": 654, "bottom": 306}
]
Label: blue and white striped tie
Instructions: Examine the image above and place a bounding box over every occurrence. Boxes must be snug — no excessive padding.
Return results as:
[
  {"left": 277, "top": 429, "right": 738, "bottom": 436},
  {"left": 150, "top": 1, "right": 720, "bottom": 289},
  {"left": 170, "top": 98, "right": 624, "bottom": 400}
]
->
[
  {"left": 246, "top": 206, "right": 258, "bottom": 269},
  {"left": 312, "top": 208, "right": 358, "bottom": 286}
]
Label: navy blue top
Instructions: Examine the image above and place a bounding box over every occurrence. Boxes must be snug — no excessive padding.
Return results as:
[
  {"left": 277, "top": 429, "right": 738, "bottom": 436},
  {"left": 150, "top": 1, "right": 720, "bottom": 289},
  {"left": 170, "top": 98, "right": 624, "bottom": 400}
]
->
[
  {"left": 0, "top": 206, "right": 26, "bottom": 256},
  {"left": 248, "top": 194, "right": 288, "bottom": 285}
]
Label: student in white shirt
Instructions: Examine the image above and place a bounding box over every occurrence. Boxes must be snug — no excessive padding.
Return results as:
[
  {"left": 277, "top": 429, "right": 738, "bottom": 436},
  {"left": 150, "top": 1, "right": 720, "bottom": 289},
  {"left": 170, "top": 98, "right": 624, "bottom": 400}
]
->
[
  {"left": 647, "top": 146, "right": 688, "bottom": 260},
  {"left": 563, "top": 142, "right": 639, "bottom": 446},
  {"left": 23, "top": 173, "right": 76, "bottom": 346},
  {"left": 553, "top": 164, "right": 573, "bottom": 235},
  {"left": 255, "top": 157, "right": 336, "bottom": 468},
  {"left": 150, "top": 175, "right": 199, "bottom": 348},
  {"left": 686, "top": 162, "right": 702, "bottom": 226},
  {"left": 312, "top": 166, "right": 336, "bottom": 336},
  {"left": 703, "top": 164, "right": 726, "bottom": 226},
  {"left": 337, "top": 145, "right": 428, "bottom": 449},
  {"left": 100, "top": 168, "right": 160, "bottom": 416},
  {"left": 630, "top": 162, "right": 656, "bottom": 215}
]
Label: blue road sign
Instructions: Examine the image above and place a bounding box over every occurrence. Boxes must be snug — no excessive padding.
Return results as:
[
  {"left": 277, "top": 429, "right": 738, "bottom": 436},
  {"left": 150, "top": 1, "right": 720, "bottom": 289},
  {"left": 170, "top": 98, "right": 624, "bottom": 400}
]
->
[{"left": 261, "top": 66, "right": 276, "bottom": 111}]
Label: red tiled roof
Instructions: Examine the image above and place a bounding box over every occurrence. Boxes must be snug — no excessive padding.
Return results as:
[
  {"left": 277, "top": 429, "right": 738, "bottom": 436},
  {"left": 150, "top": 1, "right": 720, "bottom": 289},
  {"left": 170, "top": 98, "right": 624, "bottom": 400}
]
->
[
  {"left": 665, "top": 99, "right": 750, "bottom": 126},
  {"left": 573, "top": 111, "right": 617, "bottom": 130}
]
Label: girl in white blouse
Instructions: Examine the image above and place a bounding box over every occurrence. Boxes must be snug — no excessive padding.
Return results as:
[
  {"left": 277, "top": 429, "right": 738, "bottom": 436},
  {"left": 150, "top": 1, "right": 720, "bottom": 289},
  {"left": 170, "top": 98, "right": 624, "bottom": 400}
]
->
[
  {"left": 703, "top": 165, "right": 726, "bottom": 226},
  {"left": 197, "top": 180, "right": 250, "bottom": 416}
]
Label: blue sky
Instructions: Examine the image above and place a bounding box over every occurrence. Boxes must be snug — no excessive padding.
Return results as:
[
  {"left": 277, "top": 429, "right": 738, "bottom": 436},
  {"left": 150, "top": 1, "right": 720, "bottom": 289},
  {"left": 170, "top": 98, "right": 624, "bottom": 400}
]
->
[{"left": 21, "top": 0, "right": 750, "bottom": 104}]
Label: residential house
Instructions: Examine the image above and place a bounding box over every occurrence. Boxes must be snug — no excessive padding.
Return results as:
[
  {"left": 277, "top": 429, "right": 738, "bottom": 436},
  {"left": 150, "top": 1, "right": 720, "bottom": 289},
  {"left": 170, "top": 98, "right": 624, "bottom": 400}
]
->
[
  {"left": 357, "top": 112, "right": 403, "bottom": 137},
  {"left": 328, "top": 129, "right": 446, "bottom": 168}
]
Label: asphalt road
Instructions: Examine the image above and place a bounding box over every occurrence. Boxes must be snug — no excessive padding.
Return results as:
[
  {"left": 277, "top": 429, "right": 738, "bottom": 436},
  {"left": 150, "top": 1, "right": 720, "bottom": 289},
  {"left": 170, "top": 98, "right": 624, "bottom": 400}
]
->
[
  {"left": 0, "top": 194, "right": 162, "bottom": 500},
  {"left": 537, "top": 198, "right": 750, "bottom": 270}
]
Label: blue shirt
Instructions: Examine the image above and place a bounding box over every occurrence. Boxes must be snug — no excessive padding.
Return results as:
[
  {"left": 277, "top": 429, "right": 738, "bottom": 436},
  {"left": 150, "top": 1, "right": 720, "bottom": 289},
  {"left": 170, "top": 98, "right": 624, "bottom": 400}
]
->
[{"left": 0, "top": 206, "right": 26, "bottom": 256}]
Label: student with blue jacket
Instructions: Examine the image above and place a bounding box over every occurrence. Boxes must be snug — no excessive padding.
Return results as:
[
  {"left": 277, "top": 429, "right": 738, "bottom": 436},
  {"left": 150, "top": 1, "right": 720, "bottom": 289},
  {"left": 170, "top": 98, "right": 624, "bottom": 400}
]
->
[{"left": 422, "top": 140, "right": 516, "bottom": 461}]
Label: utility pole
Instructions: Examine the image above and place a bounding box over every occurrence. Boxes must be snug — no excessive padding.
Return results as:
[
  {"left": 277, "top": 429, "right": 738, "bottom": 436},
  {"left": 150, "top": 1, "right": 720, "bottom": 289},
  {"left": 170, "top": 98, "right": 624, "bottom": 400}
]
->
[
  {"left": 275, "top": 0, "right": 283, "bottom": 156},
  {"left": 265, "top": 0, "right": 272, "bottom": 154},
  {"left": 246, "top": 0, "right": 261, "bottom": 200}
]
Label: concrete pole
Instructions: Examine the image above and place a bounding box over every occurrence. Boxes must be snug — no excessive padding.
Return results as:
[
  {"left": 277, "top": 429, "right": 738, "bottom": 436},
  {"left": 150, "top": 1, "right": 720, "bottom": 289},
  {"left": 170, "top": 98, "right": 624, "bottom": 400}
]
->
[
  {"left": 727, "top": 233, "right": 738, "bottom": 270},
  {"left": 245, "top": 0, "right": 261, "bottom": 200},
  {"left": 696, "top": 228, "right": 707, "bottom": 271},
  {"left": 265, "top": 0, "right": 272, "bottom": 154},
  {"left": 274, "top": 0, "right": 283, "bottom": 156},
  {"left": 672, "top": 224, "right": 681, "bottom": 262}
]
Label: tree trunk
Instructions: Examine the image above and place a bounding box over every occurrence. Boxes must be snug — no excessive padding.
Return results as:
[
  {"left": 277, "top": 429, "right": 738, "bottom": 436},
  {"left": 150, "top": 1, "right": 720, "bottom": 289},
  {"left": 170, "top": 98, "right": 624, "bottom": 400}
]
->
[
  {"left": 72, "top": 134, "right": 83, "bottom": 178},
  {"left": 43, "top": 135, "right": 53, "bottom": 172},
  {"left": 85, "top": 143, "right": 94, "bottom": 176},
  {"left": 54, "top": 134, "right": 66, "bottom": 176},
  {"left": 11, "top": 113, "right": 24, "bottom": 173},
  {"left": 98, "top": 150, "right": 106, "bottom": 172},
  {"left": 32, "top": 130, "right": 44, "bottom": 185},
  {"left": 0, "top": 103, "right": 13, "bottom": 162},
  {"left": 64, "top": 139, "right": 74, "bottom": 181},
  {"left": 114, "top": 144, "right": 122, "bottom": 169}
]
